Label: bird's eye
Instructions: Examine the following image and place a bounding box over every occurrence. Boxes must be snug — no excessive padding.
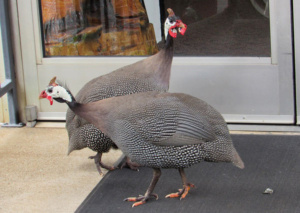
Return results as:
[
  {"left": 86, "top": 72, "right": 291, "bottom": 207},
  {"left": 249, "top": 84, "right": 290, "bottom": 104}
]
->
[
  {"left": 47, "top": 88, "right": 53, "bottom": 93},
  {"left": 168, "top": 18, "right": 176, "bottom": 26}
]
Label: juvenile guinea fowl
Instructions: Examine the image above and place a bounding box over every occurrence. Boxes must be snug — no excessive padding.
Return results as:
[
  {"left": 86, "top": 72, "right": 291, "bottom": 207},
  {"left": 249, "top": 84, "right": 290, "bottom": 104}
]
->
[
  {"left": 40, "top": 79, "right": 244, "bottom": 207},
  {"left": 51, "top": 8, "right": 186, "bottom": 175}
]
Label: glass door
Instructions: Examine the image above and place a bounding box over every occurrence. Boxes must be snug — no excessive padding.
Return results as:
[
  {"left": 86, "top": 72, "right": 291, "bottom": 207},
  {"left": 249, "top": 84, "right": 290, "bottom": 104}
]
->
[{"left": 16, "top": 0, "right": 294, "bottom": 124}]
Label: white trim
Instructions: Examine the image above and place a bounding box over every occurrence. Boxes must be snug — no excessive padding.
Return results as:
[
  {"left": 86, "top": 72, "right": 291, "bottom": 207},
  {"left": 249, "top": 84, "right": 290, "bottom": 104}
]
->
[
  {"left": 41, "top": 56, "right": 272, "bottom": 66},
  {"left": 294, "top": 0, "right": 300, "bottom": 125},
  {"left": 35, "top": 121, "right": 66, "bottom": 128},
  {"left": 269, "top": 0, "right": 278, "bottom": 64},
  {"left": 31, "top": 0, "right": 43, "bottom": 64},
  {"left": 38, "top": 112, "right": 66, "bottom": 120},
  {"left": 223, "top": 114, "right": 294, "bottom": 124},
  {"left": 38, "top": 112, "right": 294, "bottom": 124},
  {"left": 173, "top": 57, "right": 271, "bottom": 65},
  {"left": 228, "top": 124, "right": 300, "bottom": 133}
]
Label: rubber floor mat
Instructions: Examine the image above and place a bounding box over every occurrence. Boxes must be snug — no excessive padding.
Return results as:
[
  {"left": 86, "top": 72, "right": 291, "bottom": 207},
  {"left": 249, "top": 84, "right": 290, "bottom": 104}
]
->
[{"left": 76, "top": 134, "right": 300, "bottom": 213}]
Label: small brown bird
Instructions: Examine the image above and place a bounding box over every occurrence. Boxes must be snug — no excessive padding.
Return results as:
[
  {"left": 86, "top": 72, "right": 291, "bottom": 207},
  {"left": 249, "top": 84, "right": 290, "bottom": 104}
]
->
[{"left": 40, "top": 78, "right": 244, "bottom": 207}]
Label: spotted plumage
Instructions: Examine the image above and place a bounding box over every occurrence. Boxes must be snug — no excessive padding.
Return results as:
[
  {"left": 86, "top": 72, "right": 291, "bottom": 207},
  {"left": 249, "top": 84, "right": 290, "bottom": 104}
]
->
[
  {"left": 61, "top": 9, "right": 187, "bottom": 175},
  {"left": 104, "top": 92, "right": 242, "bottom": 169},
  {"left": 81, "top": 124, "right": 117, "bottom": 152},
  {"left": 40, "top": 81, "right": 244, "bottom": 207}
]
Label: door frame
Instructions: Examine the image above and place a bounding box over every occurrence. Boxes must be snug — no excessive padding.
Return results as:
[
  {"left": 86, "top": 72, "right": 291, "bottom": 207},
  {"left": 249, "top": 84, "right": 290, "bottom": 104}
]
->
[
  {"left": 14, "top": 0, "right": 295, "bottom": 124},
  {"left": 293, "top": 0, "right": 300, "bottom": 125}
]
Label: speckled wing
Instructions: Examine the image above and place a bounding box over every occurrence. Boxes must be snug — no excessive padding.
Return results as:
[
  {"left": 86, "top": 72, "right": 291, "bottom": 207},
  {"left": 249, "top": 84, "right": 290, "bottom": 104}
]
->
[{"left": 118, "top": 94, "right": 215, "bottom": 147}]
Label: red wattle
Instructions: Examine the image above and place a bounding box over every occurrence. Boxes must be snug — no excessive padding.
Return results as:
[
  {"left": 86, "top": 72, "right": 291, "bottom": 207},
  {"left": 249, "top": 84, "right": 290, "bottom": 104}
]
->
[
  {"left": 47, "top": 96, "right": 53, "bottom": 105},
  {"left": 179, "top": 24, "right": 187, "bottom": 35},
  {"left": 169, "top": 28, "right": 177, "bottom": 38}
]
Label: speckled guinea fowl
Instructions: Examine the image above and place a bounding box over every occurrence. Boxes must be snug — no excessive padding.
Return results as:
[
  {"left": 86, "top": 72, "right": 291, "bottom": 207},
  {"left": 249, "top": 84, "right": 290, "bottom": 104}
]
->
[
  {"left": 40, "top": 79, "right": 244, "bottom": 207},
  {"left": 63, "top": 8, "right": 187, "bottom": 174}
]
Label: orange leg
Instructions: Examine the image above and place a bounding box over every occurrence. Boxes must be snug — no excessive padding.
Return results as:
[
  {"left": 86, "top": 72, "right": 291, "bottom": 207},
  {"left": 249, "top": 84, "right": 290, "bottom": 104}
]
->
[
  {"left": 124, "top": 193, "right": 159, "bottom": 207},
  {"left": 165, "top": 183, "right": 195, "bottom": 200},
  {"left": 165, "top": 168, "right": 195, "bottom": 200},
  {"left": 124, "top": 168, "right": 161, "bottom": 207}
]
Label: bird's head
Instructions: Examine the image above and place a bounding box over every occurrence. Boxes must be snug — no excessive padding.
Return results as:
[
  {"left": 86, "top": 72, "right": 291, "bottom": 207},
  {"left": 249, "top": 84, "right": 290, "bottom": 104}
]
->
[
  {"left": 39, "top": 77, "right": 72, "bottom": 105},
  {"left": 164, "top": 8, "right": 187, "bottom": 40}
]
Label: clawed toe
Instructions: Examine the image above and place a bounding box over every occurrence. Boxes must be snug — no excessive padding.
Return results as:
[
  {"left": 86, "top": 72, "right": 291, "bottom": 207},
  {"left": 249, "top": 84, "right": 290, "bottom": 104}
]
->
[
  {"left": 100, "top": 162, "right": 116, "bottom": 171},
  {"left": 89, "top": 153, "right": 116, "bottom": 175},
  {"left": 121, "top": 157, "right": 140, "bottom": 171},
  {"left": 88, "top": 155, "right": 95, "bottom": 160},
  {"left": 124, "top": 194, "right": 158, "bottom": 207},
  {"left": 165, "top": 183, "right": 195, "bottom": 200}
]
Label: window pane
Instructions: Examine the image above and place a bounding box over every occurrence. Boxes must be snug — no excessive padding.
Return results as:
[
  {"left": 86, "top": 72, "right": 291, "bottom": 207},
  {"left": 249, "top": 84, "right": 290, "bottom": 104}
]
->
[
  {"left": 40, "top": 0, "right": 270, "bottom": 57},
  {"left": 160, "top": 0, "right": 270, "bottom": 56}
]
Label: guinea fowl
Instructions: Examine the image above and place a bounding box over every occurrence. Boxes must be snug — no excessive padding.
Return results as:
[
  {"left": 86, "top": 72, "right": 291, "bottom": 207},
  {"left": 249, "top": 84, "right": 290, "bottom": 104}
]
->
[
  {"left": 40, "top": 78, "right": 244, "bottom": 207},
  {"left": 44, "top": 8, "right": 186, "bottom": 175}
]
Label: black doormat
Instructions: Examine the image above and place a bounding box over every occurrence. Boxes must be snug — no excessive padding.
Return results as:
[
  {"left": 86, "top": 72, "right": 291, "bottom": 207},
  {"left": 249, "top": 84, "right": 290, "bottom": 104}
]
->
[{"left": 76, "top": 134, "right": 300, "bottom": 213}]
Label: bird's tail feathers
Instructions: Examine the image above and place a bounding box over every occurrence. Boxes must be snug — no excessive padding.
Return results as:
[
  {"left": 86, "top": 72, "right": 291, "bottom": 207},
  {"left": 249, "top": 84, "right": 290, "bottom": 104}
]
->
[{"left": 231, "top": 148, "right": 245, "bottom": 169}]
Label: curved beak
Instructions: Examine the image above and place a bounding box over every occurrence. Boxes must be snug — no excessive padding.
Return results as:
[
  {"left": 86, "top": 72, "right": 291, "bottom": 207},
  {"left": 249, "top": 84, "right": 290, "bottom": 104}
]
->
[
  {"left": 39, "top": 90, "right": 47, "bottom": 99},
  {"left": 39, "top": 90, "right": 53, "bottom": 105}
]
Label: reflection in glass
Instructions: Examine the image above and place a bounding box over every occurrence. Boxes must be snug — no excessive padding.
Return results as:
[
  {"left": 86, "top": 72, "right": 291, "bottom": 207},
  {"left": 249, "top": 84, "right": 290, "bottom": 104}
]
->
[
  {"left": 40, "top": 0, "right": 158, "bottom": 56},
  {"left": 40, "top": 0, "right": 271, "bottom": 57},
  {"left": 160, "top": 0, "right": 270, "bottom": 56}
]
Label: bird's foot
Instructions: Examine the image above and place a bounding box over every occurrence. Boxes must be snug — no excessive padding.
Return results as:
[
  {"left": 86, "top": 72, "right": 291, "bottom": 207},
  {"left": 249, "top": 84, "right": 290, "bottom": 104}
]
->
[
  {"left": 124, "top": 194, "right": 158, "bottom": 207},
  {"left": 165, "top": 183, "right": 195, "bottom": 200},
  {"left": 100, "top": 162, "right": 116, "bottom": 171},
  {"left": 120, "top": 157, "right": 140, "bottom": 171},
  {"left": 89, "top": 154, "right": 116, "bottom": 176}
]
